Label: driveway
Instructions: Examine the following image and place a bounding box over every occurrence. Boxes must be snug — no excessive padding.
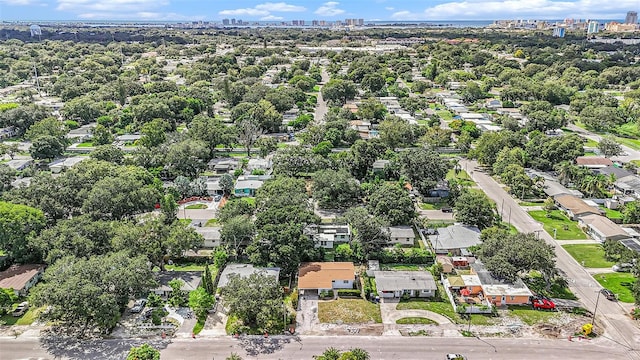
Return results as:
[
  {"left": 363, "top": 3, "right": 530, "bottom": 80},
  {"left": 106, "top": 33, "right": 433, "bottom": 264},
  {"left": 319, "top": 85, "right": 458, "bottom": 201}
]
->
[
  {"left": 379, "top": 299, "right": 452, "bottom": 326},
  {"left": 417, "top": 209, "right": 454, "bottom": 221},
  {"left": 296, "top": 293, "right": 319, "bottom": 335}
]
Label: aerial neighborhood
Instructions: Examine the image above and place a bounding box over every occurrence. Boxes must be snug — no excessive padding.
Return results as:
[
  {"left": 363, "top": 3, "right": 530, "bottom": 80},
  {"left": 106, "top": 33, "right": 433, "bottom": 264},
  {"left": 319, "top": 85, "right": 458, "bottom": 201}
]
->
[{"left": 0, "top": 8, "right": 640, "bottom": 360}]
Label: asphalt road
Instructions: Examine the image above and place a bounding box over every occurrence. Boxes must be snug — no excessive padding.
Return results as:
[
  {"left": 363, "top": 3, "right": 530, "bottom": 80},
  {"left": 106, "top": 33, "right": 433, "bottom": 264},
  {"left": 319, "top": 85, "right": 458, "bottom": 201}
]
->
[
  {"left": 0, "top": 335, "right": 633, "bottom": 360},
  {"left": 460, "top": 159, "right": 640, "bottom": 359},
  {"left": 313, "top": 68, "right": 330, "bottom": 124},
  {"left": 565, "top": 124, "right": 640, "bottom": 163}
]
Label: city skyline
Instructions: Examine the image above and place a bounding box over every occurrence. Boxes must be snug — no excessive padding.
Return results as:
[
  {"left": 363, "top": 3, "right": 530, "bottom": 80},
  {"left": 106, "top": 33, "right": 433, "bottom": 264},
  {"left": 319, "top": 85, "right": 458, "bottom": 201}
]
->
[{"left": 0, "top": 0, "right": 638, "bottom": 22}]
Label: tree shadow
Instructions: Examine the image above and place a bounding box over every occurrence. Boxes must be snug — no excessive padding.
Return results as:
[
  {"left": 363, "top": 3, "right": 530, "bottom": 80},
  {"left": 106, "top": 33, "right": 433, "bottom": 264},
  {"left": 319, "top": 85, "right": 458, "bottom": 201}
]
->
[
  {"left": 40, "top": 332, "right": 171, "bottom": 360},
  {"left": 237, "top": 334, "right": 299, "bottom": 356}
]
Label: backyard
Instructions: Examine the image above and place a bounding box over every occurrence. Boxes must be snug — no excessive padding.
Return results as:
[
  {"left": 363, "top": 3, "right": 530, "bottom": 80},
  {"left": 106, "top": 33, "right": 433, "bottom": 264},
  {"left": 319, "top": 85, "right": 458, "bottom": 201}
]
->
[
  {"left": 600, "top": 206, "right": 623, "bottom": 221},
  {"left": 528, "top": 210, "right": 587, "bottom": 240},
  {"left": 593, "top": 272, "right": 637, "bottom": 303},
  {"left": 561, "top": 244, "right": 615, "bottom": 268},
  {"left": 318, "top": 299, "right": 382, "bottom": 324}
]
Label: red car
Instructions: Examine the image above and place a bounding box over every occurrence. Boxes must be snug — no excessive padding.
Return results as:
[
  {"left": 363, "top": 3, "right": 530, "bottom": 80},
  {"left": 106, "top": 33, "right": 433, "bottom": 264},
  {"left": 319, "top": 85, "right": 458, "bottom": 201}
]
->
[{"left": 532, "top": 298, "right": 556, "bottom": 310}]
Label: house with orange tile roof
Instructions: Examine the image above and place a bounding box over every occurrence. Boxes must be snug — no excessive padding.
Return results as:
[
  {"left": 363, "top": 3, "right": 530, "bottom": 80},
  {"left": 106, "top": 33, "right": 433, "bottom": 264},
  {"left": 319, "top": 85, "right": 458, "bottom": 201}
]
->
[{"left": 297, "top": 262, "right": 355, "bottom": 294}]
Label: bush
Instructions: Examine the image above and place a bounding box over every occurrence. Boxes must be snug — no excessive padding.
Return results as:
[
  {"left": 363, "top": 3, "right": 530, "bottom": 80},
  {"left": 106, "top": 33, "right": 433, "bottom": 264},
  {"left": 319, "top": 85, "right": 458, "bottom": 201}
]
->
[
  {"left": 319, "top": 290, "right": 334, "bottom": 299},
  {"left": 147, "top": 293, "right": 163, "bottom": 308},
  {"left": 290, "top": 288, "right": 299, "bottom": 309},
  {"left": 64, "top": 120, "right": 80, "bottom": 129},
  {"left": 151, "top": 308, "right": 168, "bottom": 325},
  {"left": 337, "top": 289, "right": 361, "bottom": 297}
]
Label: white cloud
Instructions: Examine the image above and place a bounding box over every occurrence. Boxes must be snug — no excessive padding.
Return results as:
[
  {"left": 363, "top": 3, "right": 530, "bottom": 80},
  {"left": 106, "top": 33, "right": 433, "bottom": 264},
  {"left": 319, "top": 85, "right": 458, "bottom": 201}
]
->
[
  {"left": 314, "top": 1, "right": 345, "bottom": 16},
  {"left": 391, "top": 10, "right": 412, "bottom": 19},
  {"left": 261, "top": 14, "right": 284, "bottom": 20},
  {"left": 57, "top": 0, "right": 167, "bottom": 13},
  {"left": 385, "top": 7, "right": 394, "bottom": 11},
  {"left": 219, "top": 8, "right": 269, "bottom": 16},
  {"left": 255, "top": 2, "right": 306, "bottom": 12},
  {"left": 393, "top": 0, "right": 639, "bottom": 20},
  {"left": 0, "top": 0, "right": 36, "bottom": 5},
  {"left": 77, "top": 11, "right": 202, "bottom": 20}
]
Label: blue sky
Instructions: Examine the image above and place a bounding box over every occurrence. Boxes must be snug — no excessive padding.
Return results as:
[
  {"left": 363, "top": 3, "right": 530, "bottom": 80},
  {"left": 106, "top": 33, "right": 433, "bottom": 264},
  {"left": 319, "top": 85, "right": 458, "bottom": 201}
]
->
[{"left": 0, "top": 0, "right": 635, "bottom": 21}]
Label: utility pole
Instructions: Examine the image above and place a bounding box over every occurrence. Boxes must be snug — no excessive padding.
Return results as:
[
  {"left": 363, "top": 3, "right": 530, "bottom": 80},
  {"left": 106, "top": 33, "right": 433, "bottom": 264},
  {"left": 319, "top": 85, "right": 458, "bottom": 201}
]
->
[{"left": 591, "top": 290, "right": 601, "bottom": 325}]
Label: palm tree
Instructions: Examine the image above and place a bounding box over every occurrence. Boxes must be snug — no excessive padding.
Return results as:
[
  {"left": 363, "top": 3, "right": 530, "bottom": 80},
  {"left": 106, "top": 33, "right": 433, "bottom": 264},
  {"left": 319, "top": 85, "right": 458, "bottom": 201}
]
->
[
  {"left": 314, "top": 348, "right": 341, "bottom": 360},
  {"left": 555, "top": 161, "right": 574, "bottom": 185}
]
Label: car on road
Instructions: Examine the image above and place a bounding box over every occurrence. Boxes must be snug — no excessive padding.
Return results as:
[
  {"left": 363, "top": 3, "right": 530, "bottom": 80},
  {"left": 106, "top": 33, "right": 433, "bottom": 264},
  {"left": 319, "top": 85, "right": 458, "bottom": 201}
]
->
[
  {"left": 12, "top": 302, "right": 29, "bottom": 317},
  {"left": 532, "top": 298, "right": 556, "bottom": 310},
  {"left": 600, "top": 288, "right": 616, "bottom": 301},
  {"left": 441, "top": 207, "right": 453, "bottom": 213},
  {"left": 131, "top": 298, "right": 147, "bottom": 313},
  {"left": 446, "top": 354, "right": 466, "bottom": 360},
  {"left": 612, "top": 263, "right": 632, "bottom": 272}
]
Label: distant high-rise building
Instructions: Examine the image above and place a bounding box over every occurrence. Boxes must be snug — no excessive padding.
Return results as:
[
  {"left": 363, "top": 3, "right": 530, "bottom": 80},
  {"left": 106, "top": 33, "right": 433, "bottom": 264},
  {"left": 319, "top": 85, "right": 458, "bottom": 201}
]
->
[
  {"left": 552, "top": 27, "right": 566, "bottom": 38},
  {"left": 358, "top": 18, "right": 364, "bottom": 26},
  {"left": 237, "top": 19, "right": 243, "bottom": 25},
  {"left": 587, "top": 21, "right": 599, "bottom": 34},
  {"left": 292, "top": 20, "right": 299, "bottom": 26},
  {"left": 222, "top": 18, "right": 230, "bottom": 25},
  {"left": 625, "top": 11, "right": 638, "bottom": 24},
  {"left": 299, "top": 20, "right": 305, "bottom": 26},
  {"left": 312, "top": 20, "right": 319, "bottom": 26},
  {"left": 231, "top": 18, "right": 236, "bottom": 25}
]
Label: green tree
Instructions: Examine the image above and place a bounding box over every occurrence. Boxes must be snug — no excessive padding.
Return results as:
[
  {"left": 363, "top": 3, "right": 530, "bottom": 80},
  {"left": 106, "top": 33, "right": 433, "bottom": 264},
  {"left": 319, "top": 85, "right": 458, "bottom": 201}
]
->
[
  {"left": 0, "top": 165, "right": 16, "bottom": 194},
  {"left": 219, "top": 173, "right": 235, "bottom": 195},
  {"left": 321, "top": 79, "right": 357, "bottom": 105},
  {"left": 168, "top": 278, "right": 187, "bottom": 307},
  {"left": 30, "top": 135, "right": 66, "bottom": 160},
  {"left": 0, "top": 288, "right": 18, "bottom": 316},
  {"left": 202, "top": 264, "right": 214, "bottom": 295},
  {"left": 361, "top": 73, "right": 386, "bottom": 93},
  {"left": 189, "top": 115, "right": 237, "bottom": 154},
  {"left": 140, "top": 119, "right": 171, "bottom": 148},
  {"left": 92, "top": 124, "right": 114, "bottom": 146},
  {"left": 90, "top": 145, "right": 124, "bottom": 164},
  {"left": 25, "top": 117, "right": 67, "bottom": 141},
  {"left": 345, "top": 139, "right": 387, "bottom": 179},
  {"left": 165, "top": 139, "right": 210, "bottom": 178},
  {"left": 189, "top": 287, "right": 214, "bottom": 320},
  {"left": 344, "top": 207, "right": 390, "bottom": 258},
  {"left": 222, "top": 273, "right": 283, "bottom": 332},
  {"left": 367, "top": 183, "right": 415, "bottom": 226},
  {"left": 255, "top": 136, "right": 278, "bottom": 157},
  {"left": 312, "top": 169, "right": 361, "bottom": 210},
  {"left": 0, "top": 201, "right": 45, "bottom": 261},
  {"left": 398, "top": 148, "right": 450, "bottom": 196},
  {"left": 598, "top": 136, "right": 623, "bottom": 158},
  {"left": 454, "top": 191, "right": 497, "bottom": 230},
  {"left": 357, "top": 98, "right": 387, "bottom": 122},
  {"left": 379, "top": 115, "right": 414, "bottom": 148},
  {"left": 622, "top": 201, "right": 640, "bottom": 224},
  {"left": 160, "top": 193, "right": 178, "bottom": 224},
  {"left": 127, "top": 344, "right": 160, "bottom": 360},
  {"left": 31, "top": 252, "right": 156, "bottom": 335},
  {"left": 221, "top": 215, "right": 256, "bottom": 257},
  {"left": 218, "top": 197, "right": 255, "bottom": 223},
  {"left": 272, "top": 145, "right": 328, "bottom": 177}
]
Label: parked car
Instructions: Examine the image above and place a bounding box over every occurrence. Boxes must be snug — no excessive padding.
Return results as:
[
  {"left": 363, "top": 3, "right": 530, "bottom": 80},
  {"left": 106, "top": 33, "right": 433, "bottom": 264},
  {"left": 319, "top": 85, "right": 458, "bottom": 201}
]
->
[
  {"left": 441, "top": 207, "right": 453, "bottom": 213},
  {"left": 532, "top": 298, "right": 556, "bottom": 310},
  {"left": 446, "top": 354, "right": 466, "bottom": 360},
  {"left": 12, "top": 302, "right": 29, "bottom": 317},
  {"left": 612, "top": 263, "right": 632, "bottom": 272},
  {"left": 600, "top": 289, "right": 616, "bottom": 301},
  {"left": 214, "top": 194, "right": 222, "bottom": 201},
  {"left": 131, "top": 298, "right": 147, "bottom": 313}
]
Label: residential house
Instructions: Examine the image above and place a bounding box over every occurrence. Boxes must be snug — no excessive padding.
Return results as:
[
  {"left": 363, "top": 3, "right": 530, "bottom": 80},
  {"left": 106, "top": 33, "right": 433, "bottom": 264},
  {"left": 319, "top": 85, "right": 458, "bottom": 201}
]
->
[
  {"left": 554, "top": 194, "right": 602, "bottom": 220},
  {"left": 217, "top": 264, "right": 280, "bottom": 288},
  {"left": 0, "top": 264, "right": 45, "bottom": 296},
  {"left": 575, "top": 156, "right": 613, "bottom": 169},
  {"left": 206, "top": 178, "right": 223, "bottom": 196},
  {"left": 579, "top": 214, "right": 629, "bottom": 243},
  {"left": 66, "top": 124, "right": 95, "bottom": 143},
  {"left": 595, "top": 165, "right": 633, "bottom": 180},
  {"left": 388, "top": 226, "right": 415, "bottom": 245},
  {"left": 436, "top": 256, "right": 454, "bottom": 274},
  {"left": 297, "top": 262, "right": 355, "bottom": 295},
  {"left": 5, "top": 159, "right": 32, "bottom": 171},
  {"left": 614, "top": 175, "right": 640, "bottom": 198},
  {"left": 305, "top": 224, "right": 351, "bottom": 249},
  {"left": 0, "top": 126, "right": 18, "bottom": 139},
  {"left": 153, "top": 271, "right": 202, "bottom": 298},
  {"left": 374, "top": 271, "right": 437, "bottom": 298},
  {"left": 472, "top": 263, "right": 533, "bottom": 306},
  {"left": 194, "top": 226, "right": 222, "bottom": 248},
  {"left": 484, "top": 99, "right": 502, "bottom": 110},
  {"left": 208, "top": 158, "right": 239, "bottom": 175},
  {"left": 234, "top": 179, "right": 263, "bottom": 197},
  {"left": 115, "top": 134, "right": 142, "bottom": 143},
  {"left": 49, "top": 156, "right": 88, "bottom": 174},
  {"left": 428, "top": 224, "right": 481, "bottom": 255},
  {"left": 372, "top": 159, "right": 390, "bottom": 175},
  {"left": 427, "top": 180, "right": 450, "bottom": 198},
  {"left": 247, "top": 158, "right": 272, "bottom": 172},
  {"left": 620, "top": 238, "right": 640, "bottom": 255}
]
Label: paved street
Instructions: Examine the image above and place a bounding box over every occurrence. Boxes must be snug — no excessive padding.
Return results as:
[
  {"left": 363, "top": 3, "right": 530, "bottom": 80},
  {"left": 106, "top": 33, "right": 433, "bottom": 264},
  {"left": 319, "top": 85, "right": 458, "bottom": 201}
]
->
[
  {"left": 460, "top": 159, "right": 640, "bottom": 359},
  {"left": 0, "top": 335, "right": 633, "bottom": 360},
  {"left": 313, "top": 68, "right": 330, "bottom": 124}
]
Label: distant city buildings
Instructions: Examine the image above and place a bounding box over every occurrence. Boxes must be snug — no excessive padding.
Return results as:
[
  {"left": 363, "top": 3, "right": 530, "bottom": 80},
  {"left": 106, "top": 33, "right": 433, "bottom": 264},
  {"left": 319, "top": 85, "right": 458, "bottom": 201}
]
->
[
  {"left": 552, "top": 27, "right": 565, "bottom": 38},
  {"left": 587, "top": 21, "right": 600, "bottom": 34},
  {"left": 625, "top": 11, "right": 638, "bottom": 24}
]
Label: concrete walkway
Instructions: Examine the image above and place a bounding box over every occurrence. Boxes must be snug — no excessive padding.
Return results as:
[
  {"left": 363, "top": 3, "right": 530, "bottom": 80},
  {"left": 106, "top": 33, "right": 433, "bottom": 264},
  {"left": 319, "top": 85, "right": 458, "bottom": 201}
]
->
[
  {"left": 559, "top": 239, "right": 599, "bottom": 245},
  {"left": 379, "top": 300, "right": 452, "bottom": 325}
]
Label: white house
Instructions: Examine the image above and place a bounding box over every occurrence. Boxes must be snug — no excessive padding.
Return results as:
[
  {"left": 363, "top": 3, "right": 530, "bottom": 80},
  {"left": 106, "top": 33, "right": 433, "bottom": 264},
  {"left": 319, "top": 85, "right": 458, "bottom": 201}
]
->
[
  {"left": 374, "top": 271, "right": 437, "bottom": 298},
  {"left": 388, "top": 226, "right": 415, "bottom": 245},
  {"left": 305, "top": 224, "right": 352, "bottom": 249}
]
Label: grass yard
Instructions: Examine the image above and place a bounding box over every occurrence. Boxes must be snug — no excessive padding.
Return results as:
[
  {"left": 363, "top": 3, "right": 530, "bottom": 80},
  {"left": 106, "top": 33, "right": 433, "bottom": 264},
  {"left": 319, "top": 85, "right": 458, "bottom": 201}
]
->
[
  {"left": 519, "top": 201, "right": 543, "bottom": 207},
  {"left": 396, "top": 317, "right": 438, "bottom": 325},
  {"left": 615, "top": 136, "right": 640, "bottom": 151},
  {"left": 318, "top": 299, "right": 382, "bottom": 324},
  {"left": 241, "top": 197, "right": 256, "bottom": 206},
  {"left": 0, "top": 306, "right": 42, "bottom": 326},
  {"left": 507, "top": 306, "right": 561, "bottom": 325},
  {"left": 204, "top": 218, "right": 219, "bottom": 226},
  {"left": 446, "top": 169, "right": 476, "bottom": 186},
  {"left": 396, "top": 299, "right": 497, "bottom": 325},
  {"left": 562, "top": 244, "right": 615, "bottom": 268},
  {"left": 185, "top": 203, "right": 208, "bottom": 209},
  {"left": 76, "top": 142, "right": 94, "bottom": 147},
  {"left": 593, "top": 272, "right": 636, "bottom": 303},
  {"left": 528, "top": 210, "right": 587, "bottom": 240},
  {"left": 419, "top": 201, "right": 447, "bottom": 210},
  {"left": 583, "top": 139, "right": 599, "bottom": 147},
  {"left": 437, "top": 110, "right": 453, "bottom": 120},
  {"left": 600, "top": 206, "right": 623, "bottom": 220}
]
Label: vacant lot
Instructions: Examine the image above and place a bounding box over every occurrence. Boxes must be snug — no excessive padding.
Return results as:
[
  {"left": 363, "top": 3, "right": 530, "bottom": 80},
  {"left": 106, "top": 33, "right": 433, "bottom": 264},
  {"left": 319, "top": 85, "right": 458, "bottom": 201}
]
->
[
  {"left": 318, "top": 299, "right": 382, "bottom": 324},
  {"left": 594, "top": 272, "right": 636, "bottom": 303},
  {"left": 507, "top": 306, "right": 561, "bottom": 325},
  {"left": 528, "top": 210, "right": 587, "bottom": 240},
  {"left": 562, "top": 244, "right": 615, "bottom": 268}
]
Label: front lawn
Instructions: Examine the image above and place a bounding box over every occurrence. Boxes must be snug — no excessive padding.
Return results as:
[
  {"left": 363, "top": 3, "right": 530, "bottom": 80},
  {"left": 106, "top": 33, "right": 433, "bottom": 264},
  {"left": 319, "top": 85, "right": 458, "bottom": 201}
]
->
[
  {"left": 185, "top": 203, "right": 208, "bottom": 209},
  {"left": 396, "top": 299, "right": 497, "bottom": 325},
  {"left": 528, "top": 210, "right": 587, "bottom": 240},
  {"left": 164, "top": 263, "right": 206, "bottom": 272},
  {"left": 507, "top": 306, "right": 561, "bottom": 325},
  {"left": 0, "top": 306, "right": 42, "bottom": 326},
  {"left": 419, "top": 201, "right": 447, "bottom": 210},
  {"left": 76, "top": 142, "right": 94, "bottom": 147},
  {"left": 204, "top": 218, "right": 219, "bottom": 227},
  {"left": 593, "top": 272, "right": 636, "bottom": 303},
  {"left": 519, "top": 201, "right": 543, "bottom": 207},
  {"left": 616, "top": 136, "right": 640, "bottom": 151},
  {"left": 396, "top": 317, "right": 438, "bottom": 325},
  {"left": 562, "top": 244, "right": 615, "bottom": 268},
  {"left": 318, "top": 299, "right": 382, "bottom": 324},
  {"left": 600, "top": 206, "right": 623, "bottom": 220},
  {"left": 446, "top": 169, "right": 475, "bottom": 186}
]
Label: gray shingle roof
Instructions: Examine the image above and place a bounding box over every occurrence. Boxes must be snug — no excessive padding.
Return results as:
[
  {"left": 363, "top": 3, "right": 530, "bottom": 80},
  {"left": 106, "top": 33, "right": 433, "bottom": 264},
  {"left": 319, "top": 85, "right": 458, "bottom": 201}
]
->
[
  {"left": 374, "top": 271, "right": 437, "bottom": 291},
  {"left": 428, "top": 224, "right": 481, "bottom": 251}
]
